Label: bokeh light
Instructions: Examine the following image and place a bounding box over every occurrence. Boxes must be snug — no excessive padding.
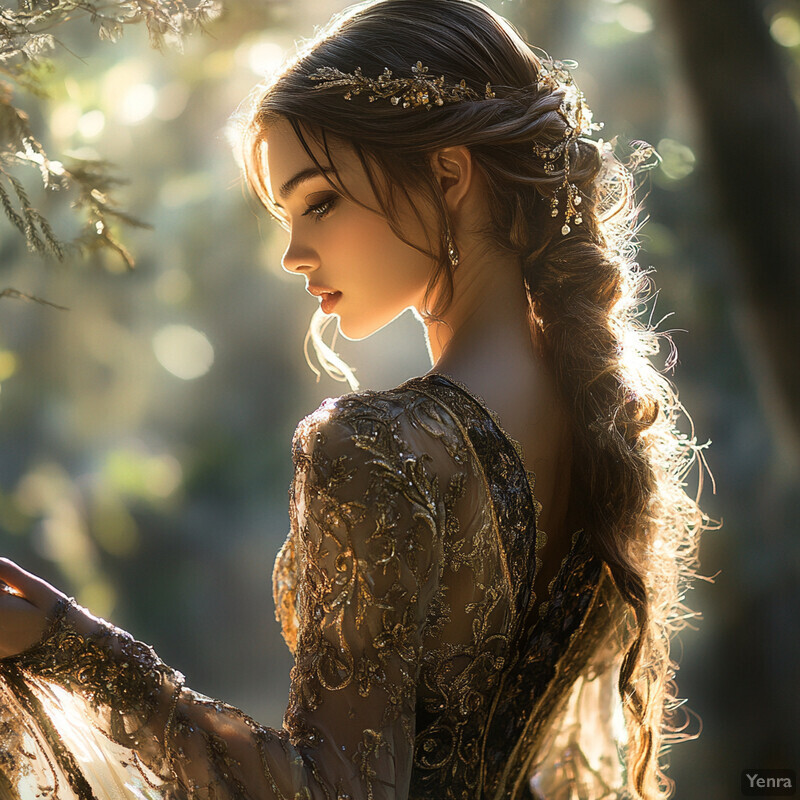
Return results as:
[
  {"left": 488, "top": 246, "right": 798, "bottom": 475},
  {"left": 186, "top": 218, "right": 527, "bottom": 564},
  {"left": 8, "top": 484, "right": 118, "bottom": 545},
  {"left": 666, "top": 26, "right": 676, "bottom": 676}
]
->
[
  {"left": 616, "top": 3, "right": 653, "bottom": 34},
  {"left": 120, "top": 83, "right": 158, "bottom": 124},
  {"left": 0, "top": 350, "right": 18, "bottom": 382},
  {"left": 243, "top": 39, "right": 285, "bottom": 76},
  {"left": 77, "top": 109, "right": 105, "bottom": 139},
  {"left": 657, "top": 138, "right": 697, "bottom": 182},
  {"left": 770, "top": 13, "right": 800, "bottom": 48},
  {"left": 152, "top": 324, "right": 215, "bottom": 380},
  {"left": 155, "top": 269, "right": 193, "bottom": 304}
]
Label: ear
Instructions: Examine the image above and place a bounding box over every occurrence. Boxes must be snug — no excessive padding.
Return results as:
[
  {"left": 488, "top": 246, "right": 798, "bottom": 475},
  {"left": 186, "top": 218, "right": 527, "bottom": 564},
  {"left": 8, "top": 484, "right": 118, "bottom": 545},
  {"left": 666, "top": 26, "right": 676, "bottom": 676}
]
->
[{"left": 429, "top": 146, "right": 473, "bottom": 215}]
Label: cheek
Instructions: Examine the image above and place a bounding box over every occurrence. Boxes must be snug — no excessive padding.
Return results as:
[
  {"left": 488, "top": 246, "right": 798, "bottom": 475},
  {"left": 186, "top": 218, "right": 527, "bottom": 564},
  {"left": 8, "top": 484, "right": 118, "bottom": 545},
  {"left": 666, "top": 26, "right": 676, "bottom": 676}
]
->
[
  {"left": 362, "top": 243, "right": 429, "bottom": 307},
  {"left": 336, "top": 217, "right": 410, "bottom": 288},
  {"left": 323, "top": 204, "right": 433, "bottom": 332}
]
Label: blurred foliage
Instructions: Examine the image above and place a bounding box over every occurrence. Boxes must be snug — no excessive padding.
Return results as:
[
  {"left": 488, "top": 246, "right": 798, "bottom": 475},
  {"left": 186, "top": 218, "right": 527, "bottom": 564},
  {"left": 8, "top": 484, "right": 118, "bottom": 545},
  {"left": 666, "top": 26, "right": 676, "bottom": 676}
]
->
[
  {"left": 0, "top": 0, "right": 221, "bottom": 266},
  {"left": 0, "top": 0, "right": 797, "bottom": 795}
]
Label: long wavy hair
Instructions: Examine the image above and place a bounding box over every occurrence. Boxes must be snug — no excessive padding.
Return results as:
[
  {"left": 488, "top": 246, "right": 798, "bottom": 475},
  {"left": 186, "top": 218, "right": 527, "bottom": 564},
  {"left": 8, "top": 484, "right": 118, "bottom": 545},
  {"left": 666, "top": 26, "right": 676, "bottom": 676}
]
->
[{"left": 235, "top": 0, "right": 715, "bottom": 796}]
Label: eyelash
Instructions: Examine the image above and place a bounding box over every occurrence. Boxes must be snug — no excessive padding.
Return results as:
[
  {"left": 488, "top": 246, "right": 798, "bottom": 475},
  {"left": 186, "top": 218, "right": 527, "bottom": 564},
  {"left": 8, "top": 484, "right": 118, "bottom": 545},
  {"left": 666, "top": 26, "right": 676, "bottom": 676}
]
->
[{"left": 302, "top": 196, "right": 338, "bottom": 221}]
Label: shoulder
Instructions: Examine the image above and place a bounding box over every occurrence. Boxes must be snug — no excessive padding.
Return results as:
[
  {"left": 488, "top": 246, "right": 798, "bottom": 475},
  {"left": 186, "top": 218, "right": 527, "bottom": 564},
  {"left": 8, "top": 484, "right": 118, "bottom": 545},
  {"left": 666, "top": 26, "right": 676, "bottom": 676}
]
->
[
  {"left": 289, "top": 386, "right": 469, "bottom": 579},
  {"left": 288, "top": 383, "right": 478, "bottom": 537},
  {"left": 292, "top": 386, "right": 407, "bottom": 453},
  {"left": 292, "top": 382, "right": 468, "bottom": 471}
]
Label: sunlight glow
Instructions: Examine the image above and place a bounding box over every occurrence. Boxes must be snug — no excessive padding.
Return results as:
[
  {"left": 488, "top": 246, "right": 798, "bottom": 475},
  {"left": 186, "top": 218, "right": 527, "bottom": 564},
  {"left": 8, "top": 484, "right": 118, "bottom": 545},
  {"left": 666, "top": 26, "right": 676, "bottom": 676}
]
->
[
  {"left": 40, "top": 499, "right": 92, "bottom": 567},
  {"left": 15, "top": 462, "right": 72, "bottom": 516},
  {"left": 78, "top": 110, "right": 106, "bottom": 140},
  {"left": 144, "top": 455, "right": 183, "bottom": 498},
  {"left": 246, "top": 40, "right": 285, "bottom": 76},
  {"left": 153, "top": 324, "right": 214, "bottom": 380},
  {"left": 0, "top": 350, "right": 18, "bottom": 382},
  {"left": 78, "top": 109, "right": 106, "bottom": 140},
  {"left": 155, "top": 81, "right": 190, "bottom": 121},
  {"left": 91, "top": 491, "right": 139, "bottom": 557},
  {"left": 159, "top": 173, "right": 213, "bottom": 208},
  {"left": 617, "top": 3, "right": 653, "bottom": 34},
  {"left": 30, "top": 682, "right": 163, "bottom": 797},
  {"left": 51, "top": 102, "right": 81, "bottom": 139},
  {"left": 770, "top": 13, "right": 800, "bottom": 48},
  {"left": 105, "top": 447, "right": 183, "bottom": 500},
  {"left": 657, "top": 138, "right": 697, "bottom": 181},
  {"left": 120, "top": 83, "right": 158, "bottom": 124}
]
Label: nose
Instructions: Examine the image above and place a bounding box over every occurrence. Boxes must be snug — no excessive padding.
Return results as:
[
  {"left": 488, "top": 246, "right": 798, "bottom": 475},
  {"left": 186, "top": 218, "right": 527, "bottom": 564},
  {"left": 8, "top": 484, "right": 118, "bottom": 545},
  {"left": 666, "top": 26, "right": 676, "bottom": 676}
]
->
[{"left": 281, "top": 234, "right": 320, "bottom": 276}]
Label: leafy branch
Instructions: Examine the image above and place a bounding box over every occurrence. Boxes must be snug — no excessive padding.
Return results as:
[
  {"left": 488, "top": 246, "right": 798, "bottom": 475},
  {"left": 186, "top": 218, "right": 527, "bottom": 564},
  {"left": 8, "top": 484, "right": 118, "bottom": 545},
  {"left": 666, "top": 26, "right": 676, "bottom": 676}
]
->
[
  {"left": 0, "top": 0, "right": 221, "bottom": 270},
  {"left": 0, "top": 1, "right": 222, "bottom": 57},
  {"left": 0, "top": 287, "right": 68, "bottom": 309}
]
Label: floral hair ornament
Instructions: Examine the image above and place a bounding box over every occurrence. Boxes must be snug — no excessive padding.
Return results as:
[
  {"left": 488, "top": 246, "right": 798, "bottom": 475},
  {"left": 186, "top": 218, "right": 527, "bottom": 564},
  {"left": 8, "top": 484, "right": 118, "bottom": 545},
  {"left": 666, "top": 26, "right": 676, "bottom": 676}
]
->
[
  {"left": 531, "top": 56, "right": 603, "bottom": 235},
  {"left": 307, "top": 57, "right": 601, "bottom": 235},
  {"left": 308, "top": 60, "right": 495, "bottom": 109}
]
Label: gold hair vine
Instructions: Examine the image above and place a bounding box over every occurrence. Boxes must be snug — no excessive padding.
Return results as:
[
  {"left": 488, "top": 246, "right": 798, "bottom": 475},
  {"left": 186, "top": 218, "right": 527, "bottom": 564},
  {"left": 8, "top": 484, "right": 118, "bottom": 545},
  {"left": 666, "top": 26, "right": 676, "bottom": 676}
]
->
[
  {"left": 533, "top": 58, "right": 601, "bottom": 235},
  {"left": 308, "top": 61, "right": 495, "bottom": 109},
  {"left": 308, "top": 57, "right": 601, "bottom": 236}
]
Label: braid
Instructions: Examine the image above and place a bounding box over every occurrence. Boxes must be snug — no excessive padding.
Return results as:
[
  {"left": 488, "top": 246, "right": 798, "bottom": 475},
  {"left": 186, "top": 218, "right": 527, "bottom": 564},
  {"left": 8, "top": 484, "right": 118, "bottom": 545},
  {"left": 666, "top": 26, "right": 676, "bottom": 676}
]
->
[{"left": 512, "top": 135, "right": 705, "bottom": 798}]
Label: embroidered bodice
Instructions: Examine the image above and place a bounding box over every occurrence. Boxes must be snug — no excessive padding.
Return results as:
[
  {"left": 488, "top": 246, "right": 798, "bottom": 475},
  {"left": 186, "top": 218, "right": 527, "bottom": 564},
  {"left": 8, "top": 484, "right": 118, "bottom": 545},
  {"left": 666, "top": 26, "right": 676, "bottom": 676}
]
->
[{"left": 0, "top": 372, "right": 630, "bottom": 800}]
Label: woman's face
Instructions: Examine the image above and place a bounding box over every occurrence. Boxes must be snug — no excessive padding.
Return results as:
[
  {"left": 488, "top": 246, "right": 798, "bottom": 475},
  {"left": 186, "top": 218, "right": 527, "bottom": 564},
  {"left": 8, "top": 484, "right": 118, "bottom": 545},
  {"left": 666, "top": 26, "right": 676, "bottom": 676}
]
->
[{"left": 262, "top": 118, "right": 437, "bottom": 340}]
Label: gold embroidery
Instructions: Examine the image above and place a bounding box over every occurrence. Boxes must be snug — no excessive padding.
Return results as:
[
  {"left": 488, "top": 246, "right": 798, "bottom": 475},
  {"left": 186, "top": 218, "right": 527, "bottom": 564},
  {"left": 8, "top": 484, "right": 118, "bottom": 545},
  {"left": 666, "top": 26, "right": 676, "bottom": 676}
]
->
[{"left": 0, "top": 374, "right": 622, "bottom": 800}]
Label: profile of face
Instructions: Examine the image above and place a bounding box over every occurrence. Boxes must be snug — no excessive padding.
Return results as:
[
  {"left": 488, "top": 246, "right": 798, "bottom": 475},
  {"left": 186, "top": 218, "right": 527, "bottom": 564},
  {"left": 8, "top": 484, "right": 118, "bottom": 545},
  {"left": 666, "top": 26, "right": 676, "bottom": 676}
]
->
[{"left": 263, "top": 117, "right": 438, "bottom": 341}]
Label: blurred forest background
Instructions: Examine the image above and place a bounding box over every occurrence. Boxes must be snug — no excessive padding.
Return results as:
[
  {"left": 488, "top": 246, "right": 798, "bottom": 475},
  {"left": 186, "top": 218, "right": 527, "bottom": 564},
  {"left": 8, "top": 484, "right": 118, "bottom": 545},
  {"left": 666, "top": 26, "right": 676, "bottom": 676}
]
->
[{"left": 0, "top": 0, "right": 798, "bottom": 797}]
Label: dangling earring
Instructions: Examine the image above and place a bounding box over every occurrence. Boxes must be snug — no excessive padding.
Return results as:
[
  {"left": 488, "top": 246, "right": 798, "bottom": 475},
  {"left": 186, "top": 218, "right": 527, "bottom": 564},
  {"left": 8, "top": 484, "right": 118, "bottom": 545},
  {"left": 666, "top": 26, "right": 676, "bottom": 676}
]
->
[{"left": 446, "top": 230, "right": 460, "bottom": 269}]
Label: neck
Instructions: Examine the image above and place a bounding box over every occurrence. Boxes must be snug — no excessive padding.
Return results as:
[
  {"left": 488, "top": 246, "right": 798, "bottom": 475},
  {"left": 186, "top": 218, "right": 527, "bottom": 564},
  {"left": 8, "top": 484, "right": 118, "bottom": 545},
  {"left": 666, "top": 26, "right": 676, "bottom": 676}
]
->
[{"left": 418, "top": 246, "right": 536, "bottom": 373}]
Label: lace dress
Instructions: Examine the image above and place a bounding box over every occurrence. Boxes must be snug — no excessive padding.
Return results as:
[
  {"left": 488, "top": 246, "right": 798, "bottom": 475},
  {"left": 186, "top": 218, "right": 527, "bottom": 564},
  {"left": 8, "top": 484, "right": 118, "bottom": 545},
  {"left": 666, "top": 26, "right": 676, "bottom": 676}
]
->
[{"left": 0, "top": 372, "right": 632, "bottom": 800}]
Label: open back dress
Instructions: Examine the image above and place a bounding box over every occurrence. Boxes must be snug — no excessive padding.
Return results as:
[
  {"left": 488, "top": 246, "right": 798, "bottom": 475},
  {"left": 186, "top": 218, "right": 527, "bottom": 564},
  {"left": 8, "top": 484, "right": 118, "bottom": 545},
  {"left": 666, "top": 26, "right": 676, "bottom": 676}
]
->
[{"left": 0, "top": 372, "right": 631, "bottom": 800}]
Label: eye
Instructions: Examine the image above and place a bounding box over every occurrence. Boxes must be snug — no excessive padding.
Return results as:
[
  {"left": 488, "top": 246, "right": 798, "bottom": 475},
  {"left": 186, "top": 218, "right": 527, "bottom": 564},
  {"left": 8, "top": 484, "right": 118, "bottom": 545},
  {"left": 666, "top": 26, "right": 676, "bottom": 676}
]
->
[{"left": 302, "top": 195, "right": 338, "bottom": 221}]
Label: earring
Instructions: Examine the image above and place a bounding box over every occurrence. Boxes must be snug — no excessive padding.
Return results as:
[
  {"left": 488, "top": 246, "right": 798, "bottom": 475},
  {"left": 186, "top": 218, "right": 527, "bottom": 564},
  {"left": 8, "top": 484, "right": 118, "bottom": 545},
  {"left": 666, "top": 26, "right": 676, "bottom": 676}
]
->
[{"left": 446, "top": 231, "right": 460, "bottom": 269}]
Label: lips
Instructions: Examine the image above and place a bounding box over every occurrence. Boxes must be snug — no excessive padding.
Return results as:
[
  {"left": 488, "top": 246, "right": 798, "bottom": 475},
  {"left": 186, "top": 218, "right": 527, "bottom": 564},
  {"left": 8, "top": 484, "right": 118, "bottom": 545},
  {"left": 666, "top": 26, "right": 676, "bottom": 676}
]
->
[
  {"left": 319, "top": 291, "right": 342, "bottom": 314},
  {"left": 306, "top": 285, "right": 339, "bottom": 297},
  {"left": 306, "top": 284, "right": 342, "bottom": 313}
]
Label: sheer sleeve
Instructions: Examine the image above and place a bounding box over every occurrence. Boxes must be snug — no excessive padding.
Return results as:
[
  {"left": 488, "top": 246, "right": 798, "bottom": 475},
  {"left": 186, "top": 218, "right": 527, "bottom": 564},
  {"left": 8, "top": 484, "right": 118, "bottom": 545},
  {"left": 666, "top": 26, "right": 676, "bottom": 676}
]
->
[
  {"left": 527, "top": 600, "right": 631, "bottom": 800},
  {"left": 0, "top": 398, "right": 448, "bottom": 800}
]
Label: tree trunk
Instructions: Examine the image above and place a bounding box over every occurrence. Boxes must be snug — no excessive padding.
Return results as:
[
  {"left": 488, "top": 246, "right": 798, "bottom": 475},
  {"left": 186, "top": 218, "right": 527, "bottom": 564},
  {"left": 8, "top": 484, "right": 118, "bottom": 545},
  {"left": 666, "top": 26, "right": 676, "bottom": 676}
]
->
[{"left": 664, "top": 0, "right": 800, "bottom": 458}]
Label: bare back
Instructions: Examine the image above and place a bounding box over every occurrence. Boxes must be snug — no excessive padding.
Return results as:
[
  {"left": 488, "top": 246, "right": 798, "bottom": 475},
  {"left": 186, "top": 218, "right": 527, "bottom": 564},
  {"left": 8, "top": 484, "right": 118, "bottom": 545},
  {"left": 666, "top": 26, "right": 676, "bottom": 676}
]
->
[{"left": 428, "top": 344, "right": 579, "bottom": 604}]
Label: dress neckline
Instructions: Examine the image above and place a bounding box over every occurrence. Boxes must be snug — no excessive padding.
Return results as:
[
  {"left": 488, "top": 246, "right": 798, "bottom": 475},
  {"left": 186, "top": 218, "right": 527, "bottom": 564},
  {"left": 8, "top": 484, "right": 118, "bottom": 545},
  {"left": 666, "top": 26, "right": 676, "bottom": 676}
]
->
[
  {"left": 422, "top": 370, "right": 539, "bottom": 498},
  {"left": 417, "top": 370, "right": 587, "bottom": 619}
]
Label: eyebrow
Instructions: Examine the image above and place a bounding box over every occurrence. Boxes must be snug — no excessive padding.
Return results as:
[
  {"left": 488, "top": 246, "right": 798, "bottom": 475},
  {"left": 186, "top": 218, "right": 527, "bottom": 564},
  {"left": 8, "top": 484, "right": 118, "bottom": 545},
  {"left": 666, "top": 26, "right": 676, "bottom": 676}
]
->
[{"left": 276, "top": 166, "right": 336, "bottom": 204}]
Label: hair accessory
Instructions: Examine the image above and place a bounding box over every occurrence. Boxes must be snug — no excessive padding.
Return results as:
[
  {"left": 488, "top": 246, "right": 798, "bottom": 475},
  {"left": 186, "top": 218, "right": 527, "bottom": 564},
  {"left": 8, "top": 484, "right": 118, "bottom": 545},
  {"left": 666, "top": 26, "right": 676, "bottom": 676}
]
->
[
  {"left": 307, "top": 57, "right": 601, "bottom": 236},
  {"left": 531, "top": 58, "right": 601, "bottom": 235},
  {"left": 308, "top": 61, "right": 495, "bottom": 109}
]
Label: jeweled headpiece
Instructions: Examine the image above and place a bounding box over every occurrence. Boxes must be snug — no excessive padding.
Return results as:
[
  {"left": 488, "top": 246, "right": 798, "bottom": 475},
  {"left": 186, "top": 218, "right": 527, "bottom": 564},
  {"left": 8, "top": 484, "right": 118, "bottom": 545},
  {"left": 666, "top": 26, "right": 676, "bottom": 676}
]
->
[
  {"left": 308, "top": 57, "right": 601, "bottom": 236},
  {"left": 308, "top": 60, "right": 495, "bottom": 108}
]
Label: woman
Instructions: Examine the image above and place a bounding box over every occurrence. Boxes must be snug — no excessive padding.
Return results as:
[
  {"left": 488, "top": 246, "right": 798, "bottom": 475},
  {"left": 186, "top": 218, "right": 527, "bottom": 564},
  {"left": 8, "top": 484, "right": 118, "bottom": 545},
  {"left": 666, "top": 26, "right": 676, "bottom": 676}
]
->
[{"left": 0, "top": 0, "right": 711, "bottom": 798}]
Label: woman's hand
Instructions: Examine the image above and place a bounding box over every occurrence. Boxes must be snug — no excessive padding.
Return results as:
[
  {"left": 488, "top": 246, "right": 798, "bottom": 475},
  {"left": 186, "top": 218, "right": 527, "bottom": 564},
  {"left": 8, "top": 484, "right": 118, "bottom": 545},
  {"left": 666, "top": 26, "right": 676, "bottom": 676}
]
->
[{"left": 0, "top": 558, "right": 68, "bottom": 658}]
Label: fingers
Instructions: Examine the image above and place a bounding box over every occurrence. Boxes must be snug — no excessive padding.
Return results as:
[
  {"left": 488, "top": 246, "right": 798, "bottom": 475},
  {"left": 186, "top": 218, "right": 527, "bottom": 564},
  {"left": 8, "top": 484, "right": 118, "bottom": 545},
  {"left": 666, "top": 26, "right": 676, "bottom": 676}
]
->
[
  {"left": 0, "top": 558, "right": 64, "bottom": 612},
  {"left": 0, "top": 589, "right": 53, "bottom": 657},
  {"left": 0, "top": 578, "right": 25, "bottom": 598}
]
